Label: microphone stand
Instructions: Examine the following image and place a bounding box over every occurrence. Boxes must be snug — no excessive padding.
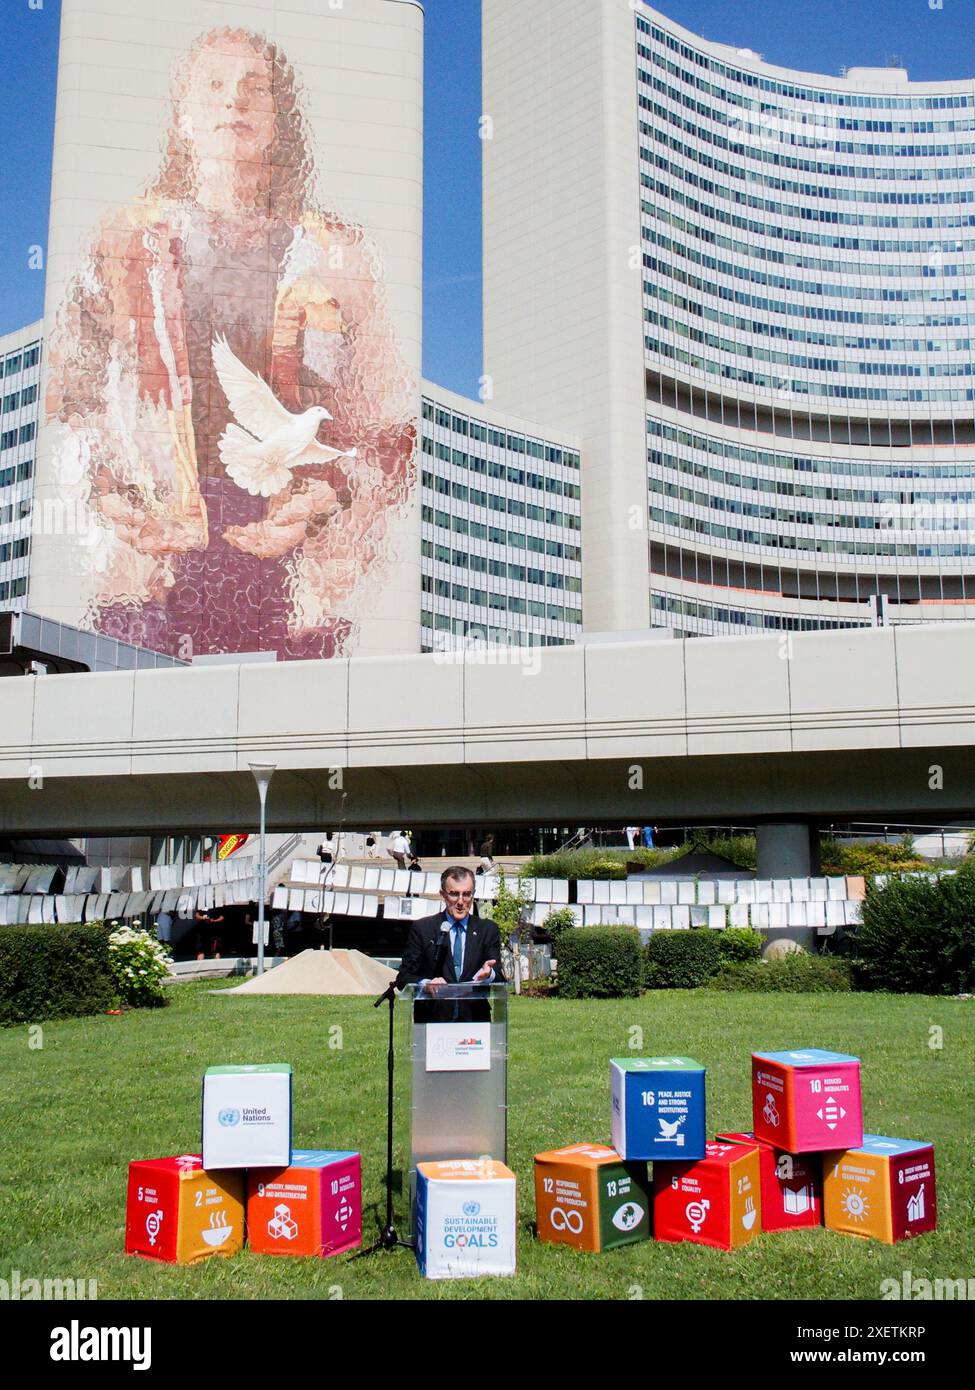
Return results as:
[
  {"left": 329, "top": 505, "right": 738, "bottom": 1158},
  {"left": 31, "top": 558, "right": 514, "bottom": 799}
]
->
[{"left": 355, "top": 979, "right": 414, "bottom": 1257}]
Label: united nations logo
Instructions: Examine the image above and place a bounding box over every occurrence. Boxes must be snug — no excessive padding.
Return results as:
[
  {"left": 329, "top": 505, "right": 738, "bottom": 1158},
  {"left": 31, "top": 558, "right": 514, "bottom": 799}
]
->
[
  {"left": 462, "top": 1201, "right": 480, "bottom": 1217},
  {"left": 218, "top": 1108, "right": 241, "bottom": 1127}
]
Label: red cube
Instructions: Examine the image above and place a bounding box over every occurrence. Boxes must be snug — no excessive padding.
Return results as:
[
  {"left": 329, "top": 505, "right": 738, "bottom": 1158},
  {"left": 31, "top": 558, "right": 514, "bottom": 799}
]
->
[
  {"left": 654, "top": 1142, "right": 762, "bottom": 1251},
  {"left": 125, "top": 1156, "right": 244, "bottom": 1264},
  {"left": 717, "top": 1131, "right": 822, "bottom": 1232},
  {"left": 752, "top": 1049, "right": 862, "bottom": 1153}
]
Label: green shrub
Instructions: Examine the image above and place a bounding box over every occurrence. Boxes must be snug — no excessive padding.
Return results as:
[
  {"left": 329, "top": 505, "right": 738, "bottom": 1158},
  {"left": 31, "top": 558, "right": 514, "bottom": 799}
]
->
[
  {"left": 644, "top": 929, "right": 722, "bottom": 989},
  {"left": 820, "top": 838, "right": 928, "bottom": 876},
  {"left": 0, "top": 922, "right": 116, "bottom": 1025},
  {"left": 717, "top": 927, "right": 764, "bottom": 963},
  {"left": 855, "top": 864, "right": 975, "bottom": 994},
  {"left": 542, "top": 907, "right": 577, "bottom": 954},
  {"left": 707, "top": 955, "right": 852, "bottom": 993},
  {"left": 107, "top": 926, "right": 172, "bottom": 1008},
  {"left": 589, "top": 859, "right": 627, "bottom": 881},
  {"left": 556, "top": 926, "right": 643, "bottom": 999},
  {"left": 522, "top": 847, "right": 681, "bottom": 881}
]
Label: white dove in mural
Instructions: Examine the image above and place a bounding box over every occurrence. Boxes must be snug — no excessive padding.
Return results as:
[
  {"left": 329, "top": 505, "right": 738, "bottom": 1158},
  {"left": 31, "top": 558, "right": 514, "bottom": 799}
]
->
[{"left": 211, "top": 335, "right": 356, "bottom": 498}]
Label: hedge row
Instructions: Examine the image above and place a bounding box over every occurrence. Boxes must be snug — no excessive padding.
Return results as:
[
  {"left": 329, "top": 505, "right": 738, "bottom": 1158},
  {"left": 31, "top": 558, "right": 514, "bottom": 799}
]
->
[{"left": 0, "top": 923, "right": 116, "bottom": 1026}]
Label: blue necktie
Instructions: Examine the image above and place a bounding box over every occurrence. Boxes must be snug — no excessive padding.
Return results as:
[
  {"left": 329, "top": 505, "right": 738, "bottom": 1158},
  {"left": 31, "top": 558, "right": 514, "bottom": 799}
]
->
[{"left": 452, "top": 923, "right": 465, "bottom": 980}]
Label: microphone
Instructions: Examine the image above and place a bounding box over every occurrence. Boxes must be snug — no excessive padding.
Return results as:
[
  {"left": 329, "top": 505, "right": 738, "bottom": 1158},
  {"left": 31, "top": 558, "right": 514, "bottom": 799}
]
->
[{"left": 436, "top": 922, "right": 451, "bottom": 978}]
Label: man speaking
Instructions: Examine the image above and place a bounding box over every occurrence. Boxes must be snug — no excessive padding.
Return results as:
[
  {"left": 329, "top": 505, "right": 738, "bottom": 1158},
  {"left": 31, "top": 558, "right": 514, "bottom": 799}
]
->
[{"left": 397, "top": 866, "right": 505, "bottom": 1017}]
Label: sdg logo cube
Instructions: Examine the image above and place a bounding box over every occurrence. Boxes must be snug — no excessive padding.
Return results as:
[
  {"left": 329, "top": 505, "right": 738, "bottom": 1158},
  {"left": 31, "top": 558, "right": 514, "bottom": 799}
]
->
[
  {"left": 717, "top": 1131, "right": 822, "bottom": 1232},
  {"left": 125, "top": 1156, "right": 244, "bottom": 1264},
  {"left": 415, "top": 1160, "right": 516, "bottom": 1280},
  {"left": 654, "top": 1142, "right": 762, "bottom": 1252},
  {"left": 202, "top": 1063, "right": 292, "bottom": 1170},
  {"left": 248, "top": 1150, "right": 362, "bottom": 1258},
  {"left": 611, "top": 1057, "right": 706, "bottom": 1161},
  {"left": 823, "top": 1135, "right": 937, "bottom": 1244},
  {"left": 534, "top": 1143, "right": 651, "bottom": 1252},
  {"left": 752, "top": 1049, "right": 862, "bottom": 1153}
]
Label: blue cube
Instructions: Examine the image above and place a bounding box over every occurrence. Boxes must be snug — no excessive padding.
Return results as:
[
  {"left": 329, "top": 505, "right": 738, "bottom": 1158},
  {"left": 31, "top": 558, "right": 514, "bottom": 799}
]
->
[{"left": 610, "top": 1057, "right": 706, "bottom": 1161}]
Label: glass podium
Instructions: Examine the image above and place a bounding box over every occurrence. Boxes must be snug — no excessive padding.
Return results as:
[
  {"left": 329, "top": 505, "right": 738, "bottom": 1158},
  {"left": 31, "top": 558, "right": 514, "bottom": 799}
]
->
[{"left": 394, "top": 983, "right": 508, "bottom": 1239}]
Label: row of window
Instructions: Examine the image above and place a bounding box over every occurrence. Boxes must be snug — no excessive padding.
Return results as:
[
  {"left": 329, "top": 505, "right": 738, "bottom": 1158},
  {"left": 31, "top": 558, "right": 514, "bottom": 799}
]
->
[
  {"left": 645, "top": 225, "right": 972, "bottom": 289},
  {"left": 645, "top": 149, "right": 975, "bottom": 223},
  {"left": 645, "top": 303, "right": 973, "bottom": 362},
  {"left": 648, "top": 476, "right": 972, "bottom": 534},
  {"left": 651, "top": 591, "right": 864, "bottom": 633},
  {"left": 420, "top": 401, "right": 580, "bottom": 469},
  {"left": 1, "top": 346, "right": 39, "bottom": 378},
  {"left": 647, "top": 277, "right": 975, "bottom": 342},
  {"left": 642, "top": 126, "right": 975, "bottom": 197},
  {"left": 645, "top": 308, "right": 975, "bottom": 379},
  {"left": 0, "top": 576, "right": 27, "bottom": 602},
  {"left": 2, "top": 385, "right": 38, "bottom": 414},
  {"left": 646, "top": 419, "right": 975, "bottom": 481},
  {"left": 420, "top": 613, "right": 573, "bottom": 643},
  {"left": 648, "top": 504, "right": 975, "bottom": 557},
  {"left": 421, "top": 439, "right": 581, "bottom": 498},
  {"left": 636, "top": 25, "right": 975, "bottom": 115},
  {"left": 646, "top": 259, "right": 975, "bottom": 329},
  {"left": 0, "top": 422, "right": 35, "bottom": 452},
  {"left": 641, "top": 100, "right": 975, "bottom": 177},
  {"left": 646, "top": 172, "right": 975, "bottom": 233},
  {"left": 0, "top": 458, "right": 33, "bottom": 489},
  {"left": 650, "top": 204, "right": 975, "bottom": 282},
  {"left": 422, "top": 470, "right": 581, "bottom": 524},
  {"left": 421, "top": 505, "right": 583, "bottom": 554},
  {"left": 650, "top": 450, "right": 975, "bottom": 503},
  {"left": 421, "top": 542, "right": 581, "bottom": 590},
  {"left": 0, "top": 537, "right": 29, "bottom": 563},
  {"left": 421, "top": 588, "right": 582, "bottom": 624},
  {"left": 646, "top": 332, "right": 975, "bottom": 403}
]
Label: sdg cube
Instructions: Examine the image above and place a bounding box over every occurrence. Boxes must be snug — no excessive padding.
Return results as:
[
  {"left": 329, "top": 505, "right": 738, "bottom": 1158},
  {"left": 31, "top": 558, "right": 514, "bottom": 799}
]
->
[
  {"left": 824, "top": 1135, "right": 937, "bottom": 1244},
  {"left": 247, "top": 1150, "right": 362, "bottom": 1258},
  {"left": 654, "top": 1141, "right": 762, "bottom": 1251},
  {"left": 752, "top": 1049, "right": 862, "bottom": 1153},
  {"left": 610, "top": 1057, "right": 706, "bottom": 1161},
  {"left": 125, "top": 1155, "right": 244, "bottom": 1264},
  {"left": 202, "top": 1063, "right": 292, "bottom": 1169},
  {"left": 416, "top": 1160, "right": 516, "bottom": 1280},
  {"left": 534, "top": 1143, "right": 651, "bottom": 1252},
  {"left": 717, "top": 1130, "right": 822, "bottom": 1232}
]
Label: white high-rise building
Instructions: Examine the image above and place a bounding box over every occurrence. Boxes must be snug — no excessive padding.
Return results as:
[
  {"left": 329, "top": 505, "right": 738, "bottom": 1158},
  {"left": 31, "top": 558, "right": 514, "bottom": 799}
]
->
[
  {"left": 484, "top": 1, "right": 975, "bottom": 637},
  {"left": 0, "top": 322, "right": 41, "bottom": 612}
]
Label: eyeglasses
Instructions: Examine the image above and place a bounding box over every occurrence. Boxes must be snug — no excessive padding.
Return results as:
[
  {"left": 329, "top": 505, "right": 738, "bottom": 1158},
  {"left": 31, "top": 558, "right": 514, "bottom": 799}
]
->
[{"left": 443, "top": 890, "right": 474, "bottom": 901}]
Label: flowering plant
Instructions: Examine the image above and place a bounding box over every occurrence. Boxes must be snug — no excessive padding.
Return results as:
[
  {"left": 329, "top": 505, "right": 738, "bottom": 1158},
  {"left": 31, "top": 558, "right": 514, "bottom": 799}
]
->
[{"left": 107, "top": 925, "right": 173, "bottom": 1008}]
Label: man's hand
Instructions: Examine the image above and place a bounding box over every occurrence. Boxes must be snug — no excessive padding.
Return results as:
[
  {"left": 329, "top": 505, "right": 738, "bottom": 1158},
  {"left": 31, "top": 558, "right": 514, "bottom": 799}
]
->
[
  {"left": 473, "top": 960, "right": 497, "bottom": 983},
  {"left": 425, "top": 976, "right": 447, "bottom": 992}
]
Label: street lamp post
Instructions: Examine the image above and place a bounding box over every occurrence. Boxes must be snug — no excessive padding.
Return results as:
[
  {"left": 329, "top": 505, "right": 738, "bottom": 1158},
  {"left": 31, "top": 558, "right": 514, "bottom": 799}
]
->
[{"left": 249, "top": 763, "right": 276, "bottom": 976}]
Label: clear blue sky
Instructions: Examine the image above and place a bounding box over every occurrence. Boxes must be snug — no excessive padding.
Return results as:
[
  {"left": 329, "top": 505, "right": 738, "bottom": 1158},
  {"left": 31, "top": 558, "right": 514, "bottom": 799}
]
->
[{"left": 2, "top": 0, "right": 975, "bottom": 399}]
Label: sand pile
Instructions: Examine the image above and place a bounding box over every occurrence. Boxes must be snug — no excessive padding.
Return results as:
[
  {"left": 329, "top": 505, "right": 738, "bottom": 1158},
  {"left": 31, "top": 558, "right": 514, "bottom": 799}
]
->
[{"left": 215, "top": 949, "right": 396, "bottom": 997}]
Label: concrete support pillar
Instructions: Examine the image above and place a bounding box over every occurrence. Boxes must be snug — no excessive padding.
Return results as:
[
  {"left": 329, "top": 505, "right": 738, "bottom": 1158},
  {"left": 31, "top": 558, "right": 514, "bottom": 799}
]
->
[{"left": 755, "top": 822, "right": 821, "bottom": 879}]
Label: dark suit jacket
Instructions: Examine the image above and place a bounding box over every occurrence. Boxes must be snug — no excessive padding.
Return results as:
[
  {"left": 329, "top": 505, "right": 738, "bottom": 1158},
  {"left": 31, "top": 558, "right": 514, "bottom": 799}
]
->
[{"left": 397, "top": 911, "right": 505, "bottom": 1022}]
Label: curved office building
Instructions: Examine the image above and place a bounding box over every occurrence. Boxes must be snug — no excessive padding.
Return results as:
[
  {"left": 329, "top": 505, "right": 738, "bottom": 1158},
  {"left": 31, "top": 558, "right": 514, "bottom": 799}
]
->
[{"left": 484, "top": 1, "right": 975, "bottom": 637}]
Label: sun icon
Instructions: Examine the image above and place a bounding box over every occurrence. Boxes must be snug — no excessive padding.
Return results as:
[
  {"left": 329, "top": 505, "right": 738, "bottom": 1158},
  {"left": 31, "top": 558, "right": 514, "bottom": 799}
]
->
[{"left": 842, "top": 1186, "right": 869, "bottom": 1223}]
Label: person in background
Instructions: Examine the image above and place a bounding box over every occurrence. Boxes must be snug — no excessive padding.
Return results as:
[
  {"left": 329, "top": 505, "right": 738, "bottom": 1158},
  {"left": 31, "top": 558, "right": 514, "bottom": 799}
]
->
[
  {"left": 271, "top": 881, "right": 289, "bottom": 954},
  {"left": 625, "top": 826, "right": 640, "bottom": 851},
  {"left": 642, "top": 825, "right": 658, "bottom": 849},
  {"left": 365, "top": 832, "right": 379, "bottom": 858},
  {"left": 156, "top": 909, "right": 174, "bottom": 945},
  {"left": 194, "top": 904, "right": 225, "bottom": 960},
  {"left": 389, "top": 830, "right": 410, "bottom": 870},
  {"left": 478, "top": 834, "right": 496, "bottom": 875}
]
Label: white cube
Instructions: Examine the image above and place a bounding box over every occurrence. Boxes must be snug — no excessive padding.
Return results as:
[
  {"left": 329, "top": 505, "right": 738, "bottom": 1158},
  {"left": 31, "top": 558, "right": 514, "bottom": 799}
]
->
[
  {"left": 202, "top": 1064, "right": 292, "bottom": 1170},
  {"left": 416, "top": 1160, "right": 516, "bottom": 1280}
]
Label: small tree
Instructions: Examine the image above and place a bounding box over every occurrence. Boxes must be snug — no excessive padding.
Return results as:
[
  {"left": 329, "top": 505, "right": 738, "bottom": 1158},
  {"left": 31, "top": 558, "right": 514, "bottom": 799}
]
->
[{"left": 490, "top": 868, "right": 532, "bottom": 993}]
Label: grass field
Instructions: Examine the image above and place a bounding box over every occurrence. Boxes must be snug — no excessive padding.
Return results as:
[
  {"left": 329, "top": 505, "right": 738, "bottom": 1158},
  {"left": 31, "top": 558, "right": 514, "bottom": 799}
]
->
[{"left": 1, "top": 982, "right": 971, "bottom": 1301}]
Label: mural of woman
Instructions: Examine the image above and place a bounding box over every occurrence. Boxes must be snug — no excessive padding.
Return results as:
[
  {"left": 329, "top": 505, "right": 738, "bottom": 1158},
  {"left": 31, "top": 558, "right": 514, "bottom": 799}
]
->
[{"left": 45, "top": 26, "right": 416, "bottom": 660}]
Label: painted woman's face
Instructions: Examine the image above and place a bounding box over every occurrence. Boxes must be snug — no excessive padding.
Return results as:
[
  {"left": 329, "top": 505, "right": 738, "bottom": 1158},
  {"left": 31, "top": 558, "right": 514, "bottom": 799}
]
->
[{"left": 176, "top": 41, "right": 277, "bottom": 169}]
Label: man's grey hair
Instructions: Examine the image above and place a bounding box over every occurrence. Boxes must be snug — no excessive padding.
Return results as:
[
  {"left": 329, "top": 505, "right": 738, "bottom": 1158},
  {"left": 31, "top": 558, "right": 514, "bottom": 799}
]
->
[{"left": 441, "top": 865, "right": 476, "bottom": 891}]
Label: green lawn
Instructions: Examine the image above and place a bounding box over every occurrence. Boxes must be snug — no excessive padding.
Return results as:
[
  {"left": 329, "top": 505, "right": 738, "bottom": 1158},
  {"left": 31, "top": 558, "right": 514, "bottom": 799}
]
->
[{"left": 1, "top": 983, "right": 971, "bottom": 1300}]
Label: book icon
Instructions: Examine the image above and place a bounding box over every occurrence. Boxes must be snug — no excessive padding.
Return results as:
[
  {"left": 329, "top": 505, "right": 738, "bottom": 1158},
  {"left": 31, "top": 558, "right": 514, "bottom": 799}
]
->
[{"left": 783, "top": 1184, "right": 812, "bottom": 1217}]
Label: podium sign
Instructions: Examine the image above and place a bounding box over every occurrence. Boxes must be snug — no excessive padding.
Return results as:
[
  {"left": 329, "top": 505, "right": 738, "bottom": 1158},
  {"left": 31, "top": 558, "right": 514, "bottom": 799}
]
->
[{"left": 396, "top": 984, "right": 508, "bottom": 1238}]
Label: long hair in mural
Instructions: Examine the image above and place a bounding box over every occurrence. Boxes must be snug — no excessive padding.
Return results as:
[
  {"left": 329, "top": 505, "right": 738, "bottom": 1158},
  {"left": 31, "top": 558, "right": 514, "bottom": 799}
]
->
[{"left": 46, "top": 27, "right": 416, "bottom": 660}]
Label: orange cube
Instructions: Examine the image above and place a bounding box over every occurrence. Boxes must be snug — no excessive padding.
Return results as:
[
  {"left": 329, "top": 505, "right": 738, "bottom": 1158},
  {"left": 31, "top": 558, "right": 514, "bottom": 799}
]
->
[
  {"left": 247, "top": 1150, "right": 362, "bottom": 1258},
  {"left": 534, "top": 1143, "right": 651, "bottom": 1252},
  {"left": 125, "top": 1156, "right": 244, "bottom": 1264},
  {"left": 824, "top": 1136, "right": 937, "bottom": 1244}
]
